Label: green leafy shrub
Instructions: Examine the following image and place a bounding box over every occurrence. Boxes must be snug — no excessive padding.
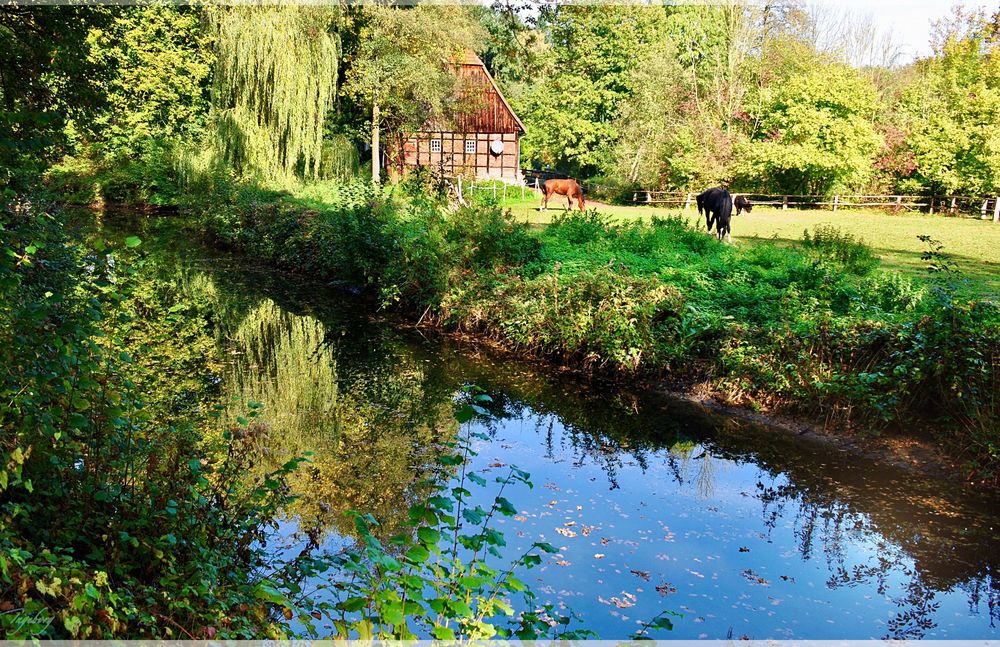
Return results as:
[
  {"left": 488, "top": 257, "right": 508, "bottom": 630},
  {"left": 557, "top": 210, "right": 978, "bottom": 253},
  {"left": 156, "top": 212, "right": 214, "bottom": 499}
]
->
[
  {"left": 801, "top": 224, "right": 879, "bottom": 275},
  {"left": 440, "top": 266, "right": 685, "bottom": 371},
  {"left": 443, "top": 203, "right": 542, "bottom": 272}
]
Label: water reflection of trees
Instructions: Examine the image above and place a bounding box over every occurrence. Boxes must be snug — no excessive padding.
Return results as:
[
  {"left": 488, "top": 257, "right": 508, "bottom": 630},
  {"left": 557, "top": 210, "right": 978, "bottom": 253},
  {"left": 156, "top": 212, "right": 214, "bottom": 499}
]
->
[
  {"left": 423, "top": 343, "right": 999, "bottom": 638},
  {"left": 129, "top": 220, "right": 999, "bottom": 638},
  {"left": 751, "top": 465, "right": 998, "bottom": 637},
  {"left": 219, "top": 296, "right": 458, "bottom": 543},
  {"left": 130, "top": 235, "right": 461, "bottom": 545}
]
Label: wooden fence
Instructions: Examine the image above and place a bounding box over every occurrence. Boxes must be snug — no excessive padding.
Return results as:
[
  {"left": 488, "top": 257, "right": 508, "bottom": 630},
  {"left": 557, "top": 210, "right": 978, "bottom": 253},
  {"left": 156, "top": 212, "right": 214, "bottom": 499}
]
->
[
  {"left": 520, "top": 169, "right": 619, "bottom": 198},
  {"left": 632, "top": 191, "right": 1000, "bottom": 221},
  {"left": 457, "top": 177, "right": 530, "bottom": 202}
]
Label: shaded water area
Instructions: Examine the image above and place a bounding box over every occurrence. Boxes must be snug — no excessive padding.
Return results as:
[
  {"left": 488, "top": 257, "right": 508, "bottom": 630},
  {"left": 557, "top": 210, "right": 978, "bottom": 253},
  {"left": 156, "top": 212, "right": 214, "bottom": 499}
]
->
[{"left": 103, "top": 214, "right": 998, "bottom": 639}]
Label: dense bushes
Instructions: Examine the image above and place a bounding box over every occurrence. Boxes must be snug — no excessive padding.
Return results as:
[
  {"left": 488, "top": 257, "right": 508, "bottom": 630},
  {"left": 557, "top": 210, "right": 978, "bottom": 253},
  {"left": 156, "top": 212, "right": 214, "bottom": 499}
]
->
[
  {"left": 197, "top": 181, "right": 543, "bottom": 309},
  {"left": 193, "top": 182, "right": 1000, "bottom": 480}
]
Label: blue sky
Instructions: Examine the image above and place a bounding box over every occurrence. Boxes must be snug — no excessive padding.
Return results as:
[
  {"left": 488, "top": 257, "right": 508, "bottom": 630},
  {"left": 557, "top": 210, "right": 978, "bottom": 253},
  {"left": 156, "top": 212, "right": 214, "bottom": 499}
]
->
[{"left": 817, "top": 0, "right": 954, "bottom": 62}]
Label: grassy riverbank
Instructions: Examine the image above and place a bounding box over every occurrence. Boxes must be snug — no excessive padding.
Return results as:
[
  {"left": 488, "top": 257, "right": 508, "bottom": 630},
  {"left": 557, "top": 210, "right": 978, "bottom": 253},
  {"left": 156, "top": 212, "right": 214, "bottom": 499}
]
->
[
  {"left": 191, "top": 179, "right": 1000, "bottom": 483},
  {"left": 470, "top": 189, "right": 1000, "bottom": 298}
]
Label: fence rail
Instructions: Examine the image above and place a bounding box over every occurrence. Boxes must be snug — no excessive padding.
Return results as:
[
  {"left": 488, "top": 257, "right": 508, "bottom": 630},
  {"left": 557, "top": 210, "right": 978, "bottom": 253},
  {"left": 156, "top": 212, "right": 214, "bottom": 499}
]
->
[
  {"left": 632, "top": 191, "right": 1000, "bottom": 221},
  {"left": 520, "top": 170, "right": 619, "bottom": 197}
]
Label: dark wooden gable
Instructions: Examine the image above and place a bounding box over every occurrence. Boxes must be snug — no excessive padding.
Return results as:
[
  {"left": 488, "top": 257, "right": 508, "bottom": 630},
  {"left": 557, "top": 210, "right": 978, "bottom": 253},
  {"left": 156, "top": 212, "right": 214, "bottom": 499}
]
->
[{"left": 445, "top": 51, "right": 526, "bottom": 135}]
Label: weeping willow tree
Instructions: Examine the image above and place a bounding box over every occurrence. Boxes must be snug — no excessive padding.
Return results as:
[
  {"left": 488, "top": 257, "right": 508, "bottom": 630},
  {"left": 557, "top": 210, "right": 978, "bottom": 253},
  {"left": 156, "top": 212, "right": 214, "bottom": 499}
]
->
[
  {"left": 209, "top": 4, "right": 340, "bottom": 183},
  {"left": 320, "top": 134, "right": 361, "bottom": 180}
]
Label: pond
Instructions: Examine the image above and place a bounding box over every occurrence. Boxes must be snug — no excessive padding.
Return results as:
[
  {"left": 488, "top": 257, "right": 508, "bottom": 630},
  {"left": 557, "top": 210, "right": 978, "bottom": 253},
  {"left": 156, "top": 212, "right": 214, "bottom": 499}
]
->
[{"left": 106, "top": 214, "right": 999, "bottom": 640}]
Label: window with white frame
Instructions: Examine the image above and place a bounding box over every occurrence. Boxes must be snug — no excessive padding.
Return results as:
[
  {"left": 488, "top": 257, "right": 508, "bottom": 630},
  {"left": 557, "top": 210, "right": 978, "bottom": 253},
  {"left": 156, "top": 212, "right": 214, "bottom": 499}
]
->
[
  {"left": 465, "top": 140, "right": 476, "bottom": 154},
  {"left": 430, "top": 139, "right": 442, "bottom": 153}
]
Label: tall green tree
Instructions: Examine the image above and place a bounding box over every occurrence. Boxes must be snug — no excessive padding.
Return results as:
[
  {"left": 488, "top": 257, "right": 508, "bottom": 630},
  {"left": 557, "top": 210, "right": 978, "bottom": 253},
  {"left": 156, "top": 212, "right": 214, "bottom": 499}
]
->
[
  {"left": 339, "top": 4, "right": 483, "bottom": 184},
  {"left": 515, "top": 4, "right": 668, "bottom": 174},
  {"left": 610, "top": 41, "right": 687, "bottom": 188},
  {"left": 0, "top": 6, "right": 111, "bottom": 186},
  {"left": 736, "top": 64, "right": 882, "bottom": 194},
  {"left": 475, "top": 1, "right": 548, "bottom": 87},
  {"left": 895, "top": 8, "right": 1000, "bottom": 195},
  {"left": 87, "top": 6, "right": 213, "bottom": 160}
]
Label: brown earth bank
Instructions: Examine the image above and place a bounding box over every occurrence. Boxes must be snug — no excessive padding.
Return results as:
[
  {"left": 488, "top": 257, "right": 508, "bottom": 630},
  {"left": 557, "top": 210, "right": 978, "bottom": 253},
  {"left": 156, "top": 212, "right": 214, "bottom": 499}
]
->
[{"left": 410, "top": 322, "right": 981, "bottom": 489}]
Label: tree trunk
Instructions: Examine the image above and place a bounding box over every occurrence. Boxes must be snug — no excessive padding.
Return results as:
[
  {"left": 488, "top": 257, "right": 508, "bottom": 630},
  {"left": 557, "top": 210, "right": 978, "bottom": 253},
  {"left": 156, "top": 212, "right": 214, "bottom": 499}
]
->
[{"left": 371, "top": 98, "right": 381, "bottom": 185}]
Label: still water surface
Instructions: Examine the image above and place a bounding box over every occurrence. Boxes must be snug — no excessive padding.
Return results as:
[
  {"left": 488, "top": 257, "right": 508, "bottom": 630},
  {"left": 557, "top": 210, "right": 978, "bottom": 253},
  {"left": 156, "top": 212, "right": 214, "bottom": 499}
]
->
[{"left": 115, "top": 217, "right": 998, "bottom": 639}]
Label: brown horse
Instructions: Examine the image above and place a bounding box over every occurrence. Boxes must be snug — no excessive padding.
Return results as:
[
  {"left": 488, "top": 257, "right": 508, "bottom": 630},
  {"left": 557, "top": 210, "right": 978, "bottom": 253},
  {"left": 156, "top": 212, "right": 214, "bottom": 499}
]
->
[{"left": 541, "top": 178, "right": 586, "bottom": 211}]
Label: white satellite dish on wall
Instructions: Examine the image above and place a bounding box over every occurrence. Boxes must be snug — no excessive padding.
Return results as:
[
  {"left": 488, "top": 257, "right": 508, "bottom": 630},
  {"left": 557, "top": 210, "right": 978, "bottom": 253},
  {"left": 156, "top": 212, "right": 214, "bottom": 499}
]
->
[{"left": 490, "top": 139, "right": 504, "bottom": 156}]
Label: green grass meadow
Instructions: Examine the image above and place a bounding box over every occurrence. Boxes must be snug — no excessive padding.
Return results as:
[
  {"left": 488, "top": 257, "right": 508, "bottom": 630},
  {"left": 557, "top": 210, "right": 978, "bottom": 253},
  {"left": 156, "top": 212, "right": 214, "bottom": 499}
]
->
[{"left": 493, "top": 189, "right": 1000, "bottom": 298}]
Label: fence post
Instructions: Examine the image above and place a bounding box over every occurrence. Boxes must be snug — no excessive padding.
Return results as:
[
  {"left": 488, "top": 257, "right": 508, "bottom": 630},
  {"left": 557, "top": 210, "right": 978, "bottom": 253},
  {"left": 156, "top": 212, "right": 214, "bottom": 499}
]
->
[
  {"left": 833, "top": 195, "right": 839, "bottom": 212},
  {"left": 929, "top": 197, "right": 935, "bottom": 214},
  {"left": 782, "top": 196, "right": 788, "bottom": 211},
  {"left": 983, "top": 199, "right": 990, "bottom": 219},
  {"left": 994, "top": 196, "right": 1000, "bottom": 222},
  {"left": 646, "top": 191, "right": 652, "bottom": 203},
  {"left": 896, "top": 195, "right": 902, "bottom": 212},
  {"left": 950, "top": 197, "right": 957, "bottom": 215},
  {"left": 683, "top": 193, "right": 692, "bottom": 209}
]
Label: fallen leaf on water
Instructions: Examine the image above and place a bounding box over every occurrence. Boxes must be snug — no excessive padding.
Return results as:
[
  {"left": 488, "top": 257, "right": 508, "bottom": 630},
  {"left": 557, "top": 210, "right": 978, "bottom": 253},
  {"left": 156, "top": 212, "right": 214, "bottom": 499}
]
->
[
  {"left": 655, "top": 583, "right": 676, "bottom": 596},
  {"left": 514, "top": 515, "right": 527, "bottom": 522},
  {"left": 739, "top": 546, "right": 750, "bottom": 552},
  {"left": 601, "top": 537, "right": 610, "bottom": 545},
  {"left": 630, "top": 569, "right": 651, "bottom": 581},
  {"left": 555, "top": 527, "right": 577, "bottom": 538},
  {"left": 555, "top": 560, "right": 571, "bottom": 567},
  {"left": 594, "top": 553, "right": 605, "bottom": 559},
  {"left": 741, "top": 569, "right": 769, "bottom": 586},
  {"left": 610, "top": 592, "right": 637, "bottom": 608}
]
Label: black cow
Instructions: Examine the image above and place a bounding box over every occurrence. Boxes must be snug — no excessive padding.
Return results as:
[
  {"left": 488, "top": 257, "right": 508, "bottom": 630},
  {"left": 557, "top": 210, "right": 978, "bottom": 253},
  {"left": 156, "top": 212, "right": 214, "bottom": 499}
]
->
[
  {"left": 734, "top": 194, "right": 753, "bottom": 215},
  {"left": 696, "top": 187, "right": 733, "bottom": 242}
]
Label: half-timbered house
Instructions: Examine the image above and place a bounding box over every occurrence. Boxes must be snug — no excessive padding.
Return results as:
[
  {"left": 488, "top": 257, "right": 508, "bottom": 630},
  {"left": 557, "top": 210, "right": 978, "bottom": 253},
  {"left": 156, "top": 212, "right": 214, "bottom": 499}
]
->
[{"left": 389, "top": 51, "right": 525, "bottom": 183}]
